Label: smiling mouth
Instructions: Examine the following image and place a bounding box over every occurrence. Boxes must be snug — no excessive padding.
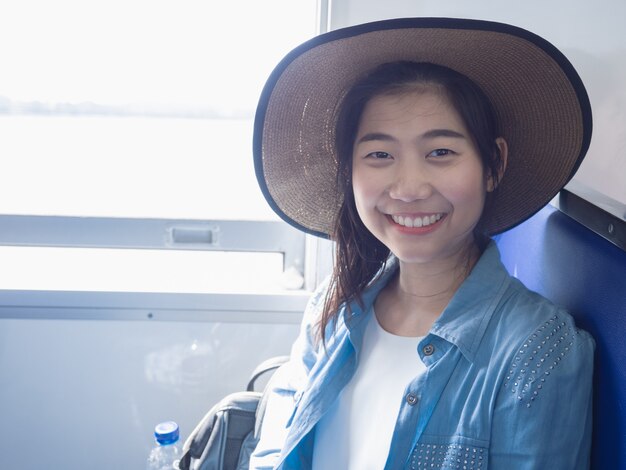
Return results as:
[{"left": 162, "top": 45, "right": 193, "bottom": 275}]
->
[{"left": 390, "top": 213, "right": 445, "bottom": 228}]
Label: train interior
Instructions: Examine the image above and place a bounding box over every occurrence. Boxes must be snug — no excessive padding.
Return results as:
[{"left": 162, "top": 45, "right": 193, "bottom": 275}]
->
[{"left": 0, "top": 0, "right": 624, "bottom": 468}]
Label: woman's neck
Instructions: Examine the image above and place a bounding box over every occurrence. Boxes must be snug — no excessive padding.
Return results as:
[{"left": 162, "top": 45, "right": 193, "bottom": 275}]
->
[{"left": 375, "top": 241, "right": 480, "bottom": 337}]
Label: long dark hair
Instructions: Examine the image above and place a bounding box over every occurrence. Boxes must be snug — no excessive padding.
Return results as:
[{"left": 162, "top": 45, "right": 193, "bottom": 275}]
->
[{"left": 317, "top": 61, "right": 505, "bottom": 343}]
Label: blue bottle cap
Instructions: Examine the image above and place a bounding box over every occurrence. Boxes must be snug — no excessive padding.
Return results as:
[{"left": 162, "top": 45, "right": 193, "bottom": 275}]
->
[{"left": 154, "top": 421, "right": 180, "bottom": 445}]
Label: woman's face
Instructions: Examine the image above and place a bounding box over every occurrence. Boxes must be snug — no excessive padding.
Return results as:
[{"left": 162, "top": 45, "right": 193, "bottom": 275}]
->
[{"left": 351, "top": 88, "right": 495, "bottom": 266}]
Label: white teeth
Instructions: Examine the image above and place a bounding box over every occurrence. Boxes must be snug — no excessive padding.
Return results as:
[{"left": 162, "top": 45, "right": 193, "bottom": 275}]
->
[{"left": 391, "top": 213, "right": 443, "bottom": 228}]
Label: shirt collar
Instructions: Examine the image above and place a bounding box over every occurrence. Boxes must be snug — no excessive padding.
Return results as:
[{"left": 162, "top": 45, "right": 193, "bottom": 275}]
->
[
  {"left": 344, "top": 241, "right": 511, "bottom": 362},
  {"left": 343, "top": 259, "right": 398, "bottom": 333},
  {"left": 429, "top": 241, "right": 511, "bottom": 362}
]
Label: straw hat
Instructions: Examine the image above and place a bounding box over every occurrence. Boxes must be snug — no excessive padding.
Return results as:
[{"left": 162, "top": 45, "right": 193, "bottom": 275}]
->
[{"left": 253, "top": 17, "right": 592, "bottom": 238}]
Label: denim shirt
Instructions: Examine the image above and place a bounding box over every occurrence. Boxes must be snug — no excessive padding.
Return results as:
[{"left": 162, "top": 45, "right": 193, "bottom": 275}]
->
[{"left": 250, "top": 242, "right": 595, "bottom": 470}]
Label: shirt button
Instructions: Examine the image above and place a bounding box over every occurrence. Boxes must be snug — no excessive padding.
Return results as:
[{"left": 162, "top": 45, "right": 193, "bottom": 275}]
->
[
  {"left": 406, "top": 393, "right": 418, "bottom": 406},
  {"left": 422, "top": 344, "right": 435, "bottom": 356}
]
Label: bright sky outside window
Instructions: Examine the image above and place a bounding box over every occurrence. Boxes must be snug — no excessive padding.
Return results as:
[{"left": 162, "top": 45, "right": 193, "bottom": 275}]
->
[
  {"left": 0, "top": 0, "right": 318, "bottom": 220},
  {"left": 0, "top": 1, "right": 317, "bottom": 294},
  {"left": 0, "top": 246, "right": 287, "bottom": 294}
]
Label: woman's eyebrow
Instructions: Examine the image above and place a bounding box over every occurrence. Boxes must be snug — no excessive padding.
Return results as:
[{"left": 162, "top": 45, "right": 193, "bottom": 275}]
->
[
  {"left": 421, "top": 128, "right": 467, "bottom": 140},
  {"left": 355, "top": 132, "right": 396, "bottom": 144},
  {"left": 356, "top": 128, "right": 467, "bottom": 145}
]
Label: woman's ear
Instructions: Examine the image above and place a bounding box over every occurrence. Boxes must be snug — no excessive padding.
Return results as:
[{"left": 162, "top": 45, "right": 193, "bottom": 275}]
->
[{"left": 487, "top": 137, "right": 508, "bottom": 192}]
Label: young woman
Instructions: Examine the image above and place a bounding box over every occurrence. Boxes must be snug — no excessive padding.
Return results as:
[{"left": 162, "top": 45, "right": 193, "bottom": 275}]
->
[{"left": 250, "top": 18, "right": 594, "bottom": 470}]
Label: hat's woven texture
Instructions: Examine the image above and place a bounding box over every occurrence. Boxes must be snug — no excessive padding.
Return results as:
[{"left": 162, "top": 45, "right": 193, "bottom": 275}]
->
[{"left": 255, "top": 19, "right": 591, "bottom": 237}]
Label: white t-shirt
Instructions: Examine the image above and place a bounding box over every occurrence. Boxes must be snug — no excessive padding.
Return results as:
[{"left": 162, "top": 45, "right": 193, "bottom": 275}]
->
[{"left": 312, "top": 308, "right": 426, "bottom": 470}]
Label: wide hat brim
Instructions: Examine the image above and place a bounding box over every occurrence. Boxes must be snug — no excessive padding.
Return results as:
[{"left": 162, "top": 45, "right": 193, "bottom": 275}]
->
[{"left": 254, "top": 17, "right": 592, "bottom": 238}]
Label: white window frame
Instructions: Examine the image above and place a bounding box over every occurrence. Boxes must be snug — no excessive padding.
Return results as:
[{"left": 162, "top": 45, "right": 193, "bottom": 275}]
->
[
  {"left": 0, "top": 1, "right": 334, "bottom": 321},
  {"left": 0, "top": 214, "right": 320, "bottom": 320}
]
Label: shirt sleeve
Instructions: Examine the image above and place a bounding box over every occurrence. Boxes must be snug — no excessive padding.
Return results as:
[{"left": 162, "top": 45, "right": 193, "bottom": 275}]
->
[
  {"left": 489, "top": 312, "right": 595, "bottom": 469},
  {"left": 248, "top": 279, "right": 328, "bottom": 470}
]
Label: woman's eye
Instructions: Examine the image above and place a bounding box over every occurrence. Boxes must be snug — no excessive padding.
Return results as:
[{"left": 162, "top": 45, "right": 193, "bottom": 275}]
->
[
  {"left": 427, "top": 148, "right": 453, "bottom": 158},
  {"left": 366, "top": 151, "right": 392, "bottom": 159}
]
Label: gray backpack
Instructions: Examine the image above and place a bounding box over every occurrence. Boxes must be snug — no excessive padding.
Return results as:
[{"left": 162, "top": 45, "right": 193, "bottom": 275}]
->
[{"left": 179, "top": 356, "right": 289, "bottom": 470}]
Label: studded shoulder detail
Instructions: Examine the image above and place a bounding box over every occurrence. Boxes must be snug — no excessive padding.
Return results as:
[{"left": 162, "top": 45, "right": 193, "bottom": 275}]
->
[
  {"left": 503, "top": 313, "right": 580, "bottom": 408},
  {"left": 409, "top": 442, "right": 487, "bottom": 469}
]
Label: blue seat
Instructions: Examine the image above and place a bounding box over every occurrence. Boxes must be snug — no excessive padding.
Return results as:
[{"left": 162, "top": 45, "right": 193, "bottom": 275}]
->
[{"left": 495, "top": 204, "right": 626, "bottom": 469}]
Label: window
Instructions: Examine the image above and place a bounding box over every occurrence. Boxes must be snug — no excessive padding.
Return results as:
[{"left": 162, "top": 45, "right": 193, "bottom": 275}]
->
[{"left": 0, "top": 0, "right": 320, "bottom": 296}]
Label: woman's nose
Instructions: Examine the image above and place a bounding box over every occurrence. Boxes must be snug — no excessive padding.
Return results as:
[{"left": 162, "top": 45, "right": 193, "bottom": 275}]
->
[{"left": 387, "top": 166, "right": 433, "bottom": 202}]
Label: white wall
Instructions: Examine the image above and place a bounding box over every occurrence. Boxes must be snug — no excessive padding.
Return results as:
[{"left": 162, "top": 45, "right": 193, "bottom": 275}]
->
[
  {"left": 328, "top": 0, "right": 626, "bottom": 206},
  {"left": 0, "top": 311, "right": 301, "bottom": 469}
]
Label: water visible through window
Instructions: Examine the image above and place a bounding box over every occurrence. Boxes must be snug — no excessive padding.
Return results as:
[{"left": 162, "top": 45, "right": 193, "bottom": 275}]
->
[
  {"left": 0, "top": 1, "right": 317, "bottom": 293},
  {"left": 0, "top": 0, "right": 318, "bottom": 220}
]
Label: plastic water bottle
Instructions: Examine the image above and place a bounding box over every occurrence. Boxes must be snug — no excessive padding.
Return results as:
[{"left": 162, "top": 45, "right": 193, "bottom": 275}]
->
[{"left": 147, "top": 421, "right": 182, "bottom": 470}]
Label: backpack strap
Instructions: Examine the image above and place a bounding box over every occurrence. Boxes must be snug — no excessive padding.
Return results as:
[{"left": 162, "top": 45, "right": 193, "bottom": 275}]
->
[
  {"left": 253, "top": 356, "right": 290, "bottom": 439},
  {"left": 246, "top": 355, "right": 290, "bottom": 392}
]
